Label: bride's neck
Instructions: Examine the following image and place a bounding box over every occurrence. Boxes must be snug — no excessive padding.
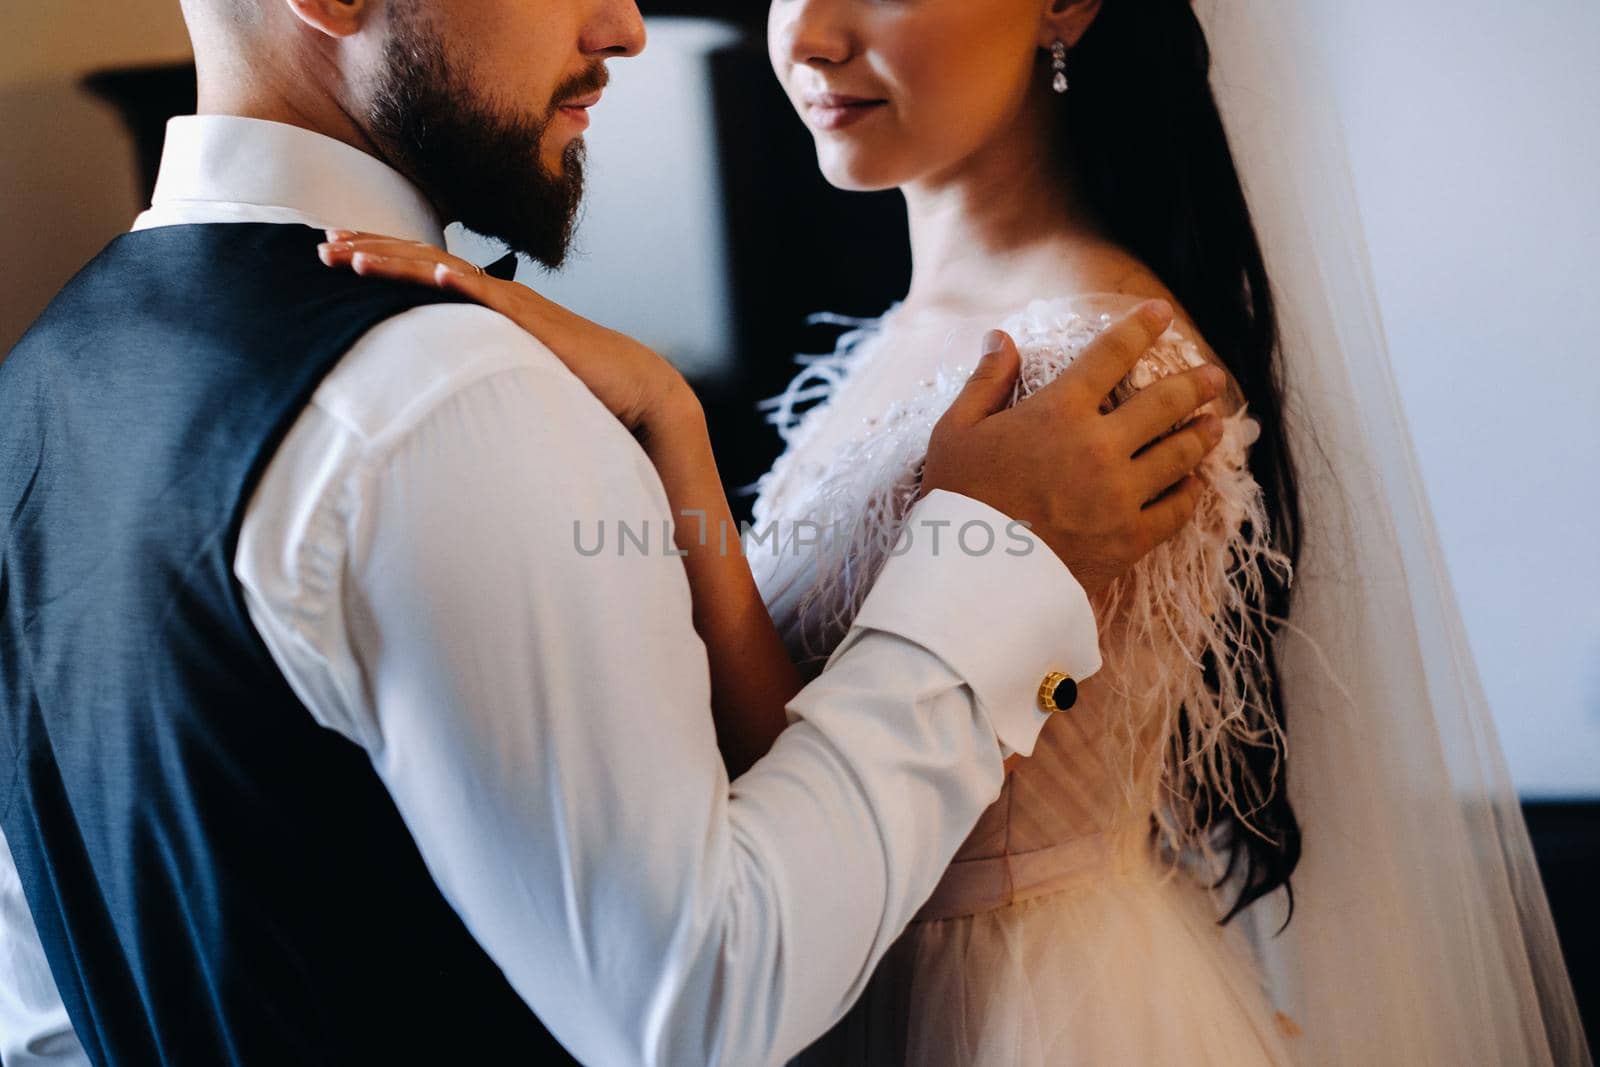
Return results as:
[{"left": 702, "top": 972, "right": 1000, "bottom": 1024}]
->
[{"left": 900, "top": 118, "right": 1109, "bottom": 320}]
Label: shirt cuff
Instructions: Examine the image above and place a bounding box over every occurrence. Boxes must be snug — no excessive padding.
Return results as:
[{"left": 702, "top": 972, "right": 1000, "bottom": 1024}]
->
[{"left": 839, "top": 488, "right": 1102, "bottom": 758}]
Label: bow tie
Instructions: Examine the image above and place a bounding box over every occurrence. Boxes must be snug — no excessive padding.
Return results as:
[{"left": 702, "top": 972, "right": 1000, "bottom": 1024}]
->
[{"left": 479, "top": 252, "right": 520, "bottom": 281}]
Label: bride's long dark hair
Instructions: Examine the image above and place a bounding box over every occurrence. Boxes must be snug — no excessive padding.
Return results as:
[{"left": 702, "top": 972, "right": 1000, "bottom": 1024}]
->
[{"left": 1059, "top": 0, "right": 1303, "bottom": 924}]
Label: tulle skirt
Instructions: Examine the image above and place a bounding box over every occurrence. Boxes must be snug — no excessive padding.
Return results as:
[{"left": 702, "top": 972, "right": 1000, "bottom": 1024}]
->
[{"left": 792, "top": 841, "right": 1296, "bottom": 1066}]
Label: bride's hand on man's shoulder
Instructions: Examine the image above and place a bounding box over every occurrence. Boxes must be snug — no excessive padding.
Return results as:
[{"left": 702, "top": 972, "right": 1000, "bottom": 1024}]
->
[{"left": 316, "top": 230, "right": 698, "bottom": 442}]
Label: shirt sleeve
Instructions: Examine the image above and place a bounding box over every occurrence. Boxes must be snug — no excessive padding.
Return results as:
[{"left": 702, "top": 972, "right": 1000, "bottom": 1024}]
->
[
  {"left": 237, "top": 306, "right": 1103, "bottom": 1065},
  {"left": 839, "top": 489, "right": 1102, "bottom": 757},
  {"left": 0, "top": 826, "right": 90, "bottom": 1067}
]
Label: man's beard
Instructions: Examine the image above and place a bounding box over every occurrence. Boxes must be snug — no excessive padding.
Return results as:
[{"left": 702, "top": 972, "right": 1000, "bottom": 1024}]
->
[{"left": 366, "top": 23, "right": 602, "bottom": 269}]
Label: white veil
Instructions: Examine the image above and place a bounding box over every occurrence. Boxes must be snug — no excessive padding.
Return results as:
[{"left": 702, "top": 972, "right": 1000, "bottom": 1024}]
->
[{"left": 1194, "top": 1, "right": 1591, "bottom": 1062}]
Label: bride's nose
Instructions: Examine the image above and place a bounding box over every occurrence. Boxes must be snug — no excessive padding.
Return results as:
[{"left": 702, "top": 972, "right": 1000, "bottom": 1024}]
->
[{"left": 772, "top": 0, "right": 857, "bottom": 70}]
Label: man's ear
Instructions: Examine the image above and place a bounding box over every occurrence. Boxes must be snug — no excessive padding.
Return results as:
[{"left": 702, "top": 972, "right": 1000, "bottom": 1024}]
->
[
  {"left": 1039, "top": 0, "right": 1103, "bottom": 50},
  {"left": 284, "top": 0, "right": 369, "bottom": 39}
]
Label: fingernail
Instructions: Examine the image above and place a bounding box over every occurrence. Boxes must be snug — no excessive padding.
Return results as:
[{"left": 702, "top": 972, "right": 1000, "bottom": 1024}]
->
[
  {"left": 1141, "top": 299, "right": 1172, "bottom": 326},
  {"left": 1202, "top": 365, "right": 1226, "bottom": 392},
  {"left": 982, "top": 330, "right": 1006, "bottom": 357},
  {"left": 320, "top": 241, "right": 352, "bottom": 252},
  {"left": 325, "top": 228, "right": 355, "bottom": 241}
]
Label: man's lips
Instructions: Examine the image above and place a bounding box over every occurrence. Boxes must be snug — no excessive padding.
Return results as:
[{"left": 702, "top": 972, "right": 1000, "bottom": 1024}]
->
[
  {"left": 803, "top": 93, "right": 888, "bottom": 131},
  {"left": 556, "top": 89, "right": 603, "bottom": 130}
]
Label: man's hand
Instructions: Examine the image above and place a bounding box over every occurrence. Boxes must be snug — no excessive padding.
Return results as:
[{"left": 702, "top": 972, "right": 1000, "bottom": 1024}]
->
[{"left": 919, "top": 300, "right": 1226, "bottom": 599}]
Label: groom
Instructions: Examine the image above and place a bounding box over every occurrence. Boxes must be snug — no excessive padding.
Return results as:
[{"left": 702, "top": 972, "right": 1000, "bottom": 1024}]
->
[{"left": 0, "top": 1, "right": 1227, "bottom": 1064}]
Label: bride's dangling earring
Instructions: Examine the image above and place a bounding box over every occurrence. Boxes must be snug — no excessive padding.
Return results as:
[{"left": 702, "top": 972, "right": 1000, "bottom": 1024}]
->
[{"left": 1050, "top": 40, "right": 1070, "bottom": 94}]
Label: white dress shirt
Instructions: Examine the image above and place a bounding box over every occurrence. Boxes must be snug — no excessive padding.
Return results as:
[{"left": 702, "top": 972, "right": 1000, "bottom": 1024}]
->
[{"left": 0, "top": 115, "right": 1102, "bottom": 1066}]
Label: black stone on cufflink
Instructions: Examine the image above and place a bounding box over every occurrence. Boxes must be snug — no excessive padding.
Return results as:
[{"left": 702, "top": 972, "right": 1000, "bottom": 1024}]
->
[{"left": 1038, "top": 671, "right": 1078, "bottom": 714}]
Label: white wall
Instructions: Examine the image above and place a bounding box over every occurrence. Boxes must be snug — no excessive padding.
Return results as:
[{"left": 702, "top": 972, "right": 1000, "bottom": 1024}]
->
[
  {"left": 1, "top": 2, "right": 190, "bottom": 88},
  {"left": 448, "top": 18, "right": 743, "bottom": 378},
  {"left": 1305, "top": 1, "right": 1600, "bottom": 796},
  {"left": 0, "top": 0, "right": 192, "bottom": 353}
]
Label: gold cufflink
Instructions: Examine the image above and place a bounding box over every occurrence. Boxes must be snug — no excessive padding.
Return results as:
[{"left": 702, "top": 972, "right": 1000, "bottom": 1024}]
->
[{"left": 1038, "top": 671, "right": 1078, "bottom": 713}]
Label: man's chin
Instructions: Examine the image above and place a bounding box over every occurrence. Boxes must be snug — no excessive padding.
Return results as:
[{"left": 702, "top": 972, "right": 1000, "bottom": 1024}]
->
[
  {"left": 490, "top": 201, "right": 583, "bottom": 271},
  {"left": 542, "top": 140, "right": 584, "bottom": 181},
  {"left": 420, "top": 137, "right": 586, "bottom": 271}
]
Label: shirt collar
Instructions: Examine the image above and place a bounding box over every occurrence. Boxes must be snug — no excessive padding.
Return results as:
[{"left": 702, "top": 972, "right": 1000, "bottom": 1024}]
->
[{"left": 146, "top": 115, "right": 445, "bottom": 245}]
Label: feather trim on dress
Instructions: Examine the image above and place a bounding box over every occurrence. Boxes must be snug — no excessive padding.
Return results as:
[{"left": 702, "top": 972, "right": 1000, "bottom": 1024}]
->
[{"left": 755, "top": 297, "right": 1296, "bottom": 867}]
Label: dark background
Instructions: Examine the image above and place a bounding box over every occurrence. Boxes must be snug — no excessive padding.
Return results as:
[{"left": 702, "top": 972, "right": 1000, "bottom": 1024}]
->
[{"left": 73, "top": 2, "right": 1597, "bottom": 1046}]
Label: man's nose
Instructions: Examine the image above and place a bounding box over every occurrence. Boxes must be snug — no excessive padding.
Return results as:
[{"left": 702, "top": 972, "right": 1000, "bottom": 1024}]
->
[{"left": 585, "top": 0, "right": 647, "bottom": 58}]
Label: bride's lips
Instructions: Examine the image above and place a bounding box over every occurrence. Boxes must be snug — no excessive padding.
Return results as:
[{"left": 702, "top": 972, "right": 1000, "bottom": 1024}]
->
[
  {"left": 557, "top": 89, "right": 604, "bottom": 130},
  {"left": 803, "top": 93, "right": 888, "bottom": 132}
]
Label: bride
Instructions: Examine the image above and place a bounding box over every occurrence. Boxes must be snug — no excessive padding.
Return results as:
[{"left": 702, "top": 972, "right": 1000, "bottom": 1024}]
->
[{"left": 321, "top": 0, "right": 1588, "bottom": 1063}]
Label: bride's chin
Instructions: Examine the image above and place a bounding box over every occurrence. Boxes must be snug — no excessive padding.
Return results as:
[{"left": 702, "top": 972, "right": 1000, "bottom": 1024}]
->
[{"left": 813, "top": 151, "right": 903, "bottom": 195}]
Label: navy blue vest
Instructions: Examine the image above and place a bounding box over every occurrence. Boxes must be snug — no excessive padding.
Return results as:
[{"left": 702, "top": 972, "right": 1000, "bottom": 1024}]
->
[{"left": 0, "top": 224, "right": 577, "bottom": 1065}]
